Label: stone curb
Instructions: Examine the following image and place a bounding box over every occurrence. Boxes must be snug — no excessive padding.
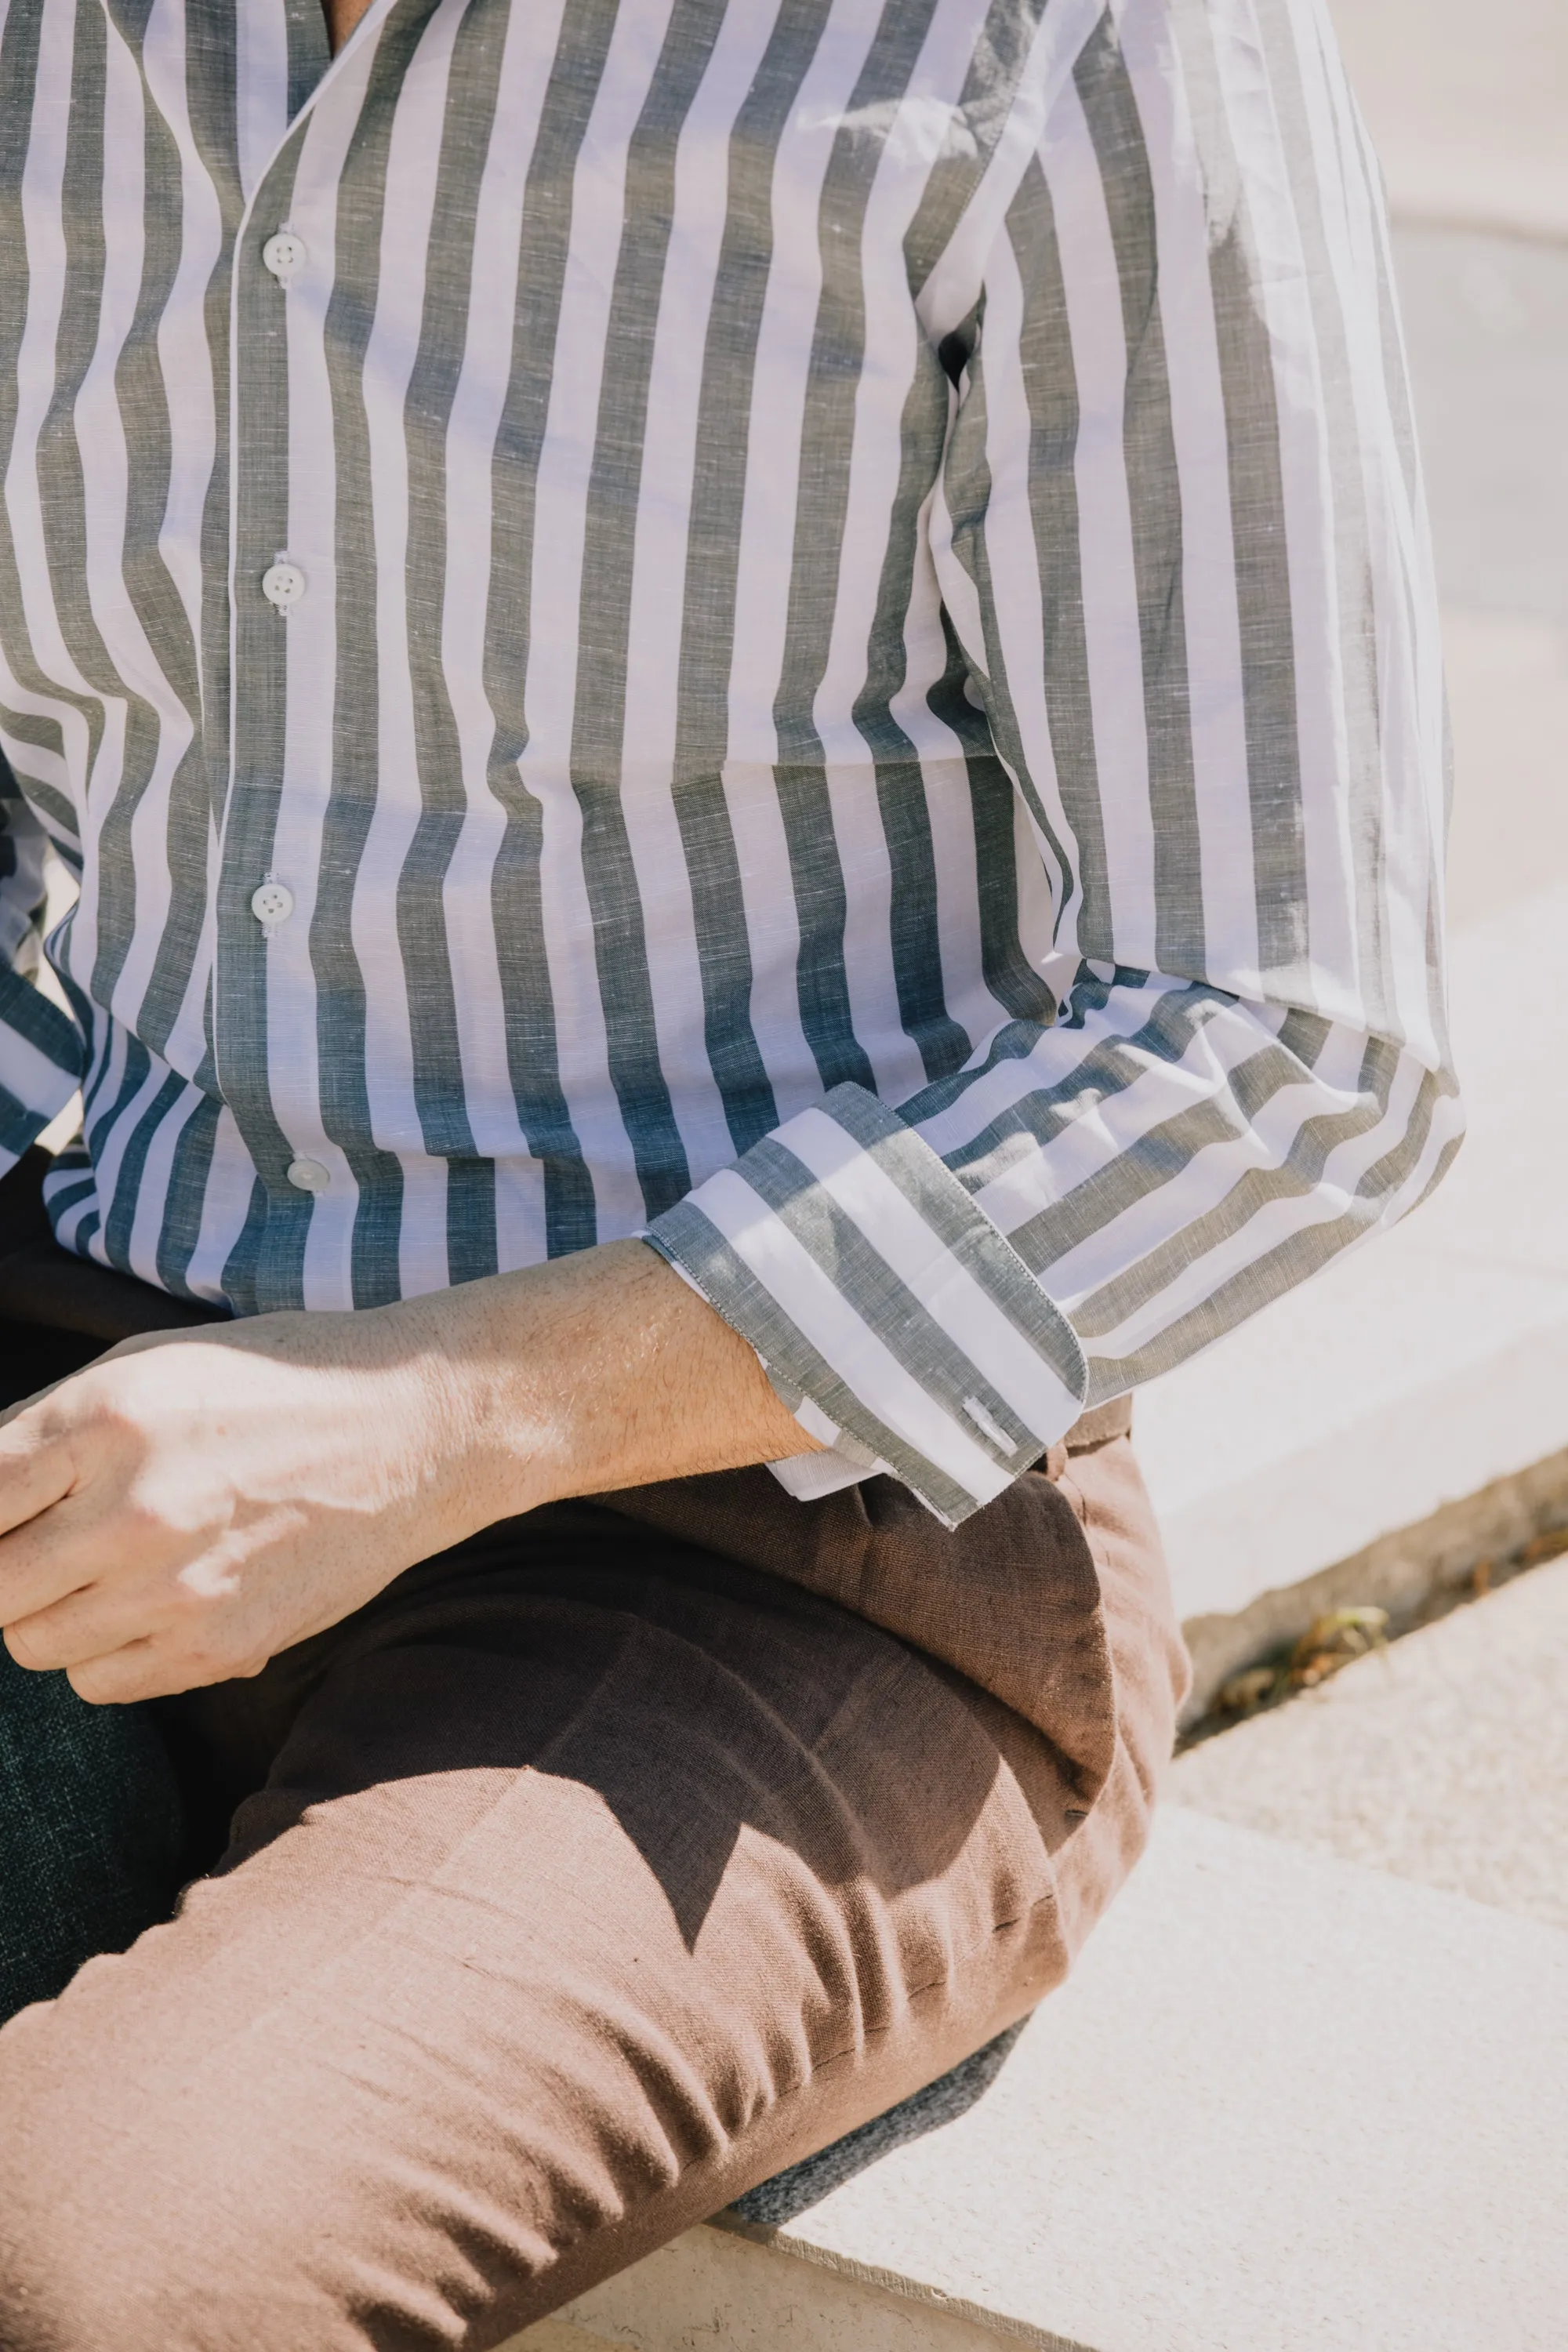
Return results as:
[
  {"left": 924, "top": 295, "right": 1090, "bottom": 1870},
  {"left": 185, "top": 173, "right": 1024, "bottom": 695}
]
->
[{"left": 1179, "top": 1443, "right": 1568, "bottom": 1726}]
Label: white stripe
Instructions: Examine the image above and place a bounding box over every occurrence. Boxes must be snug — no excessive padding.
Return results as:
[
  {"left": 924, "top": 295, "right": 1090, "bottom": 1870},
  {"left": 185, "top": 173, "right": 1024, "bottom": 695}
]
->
[
  {"left": 718, "top": 760, "right": 818, "bottom": 1127},
  {"left": 439, "top": 0, "right": 565, "bottom": 1195},
  {"left": 350, "top": 0, "right": 470, "bottom": 1299},
  {"left": 8, "top": 0, "right": 122, "bottom": 1004},
  {"left": 72, "top": 982, "right": 118, "bottom": 1138},
  {"left": 916, "top": 0, "right": 1102, "bottom": 339},
  {"left": 1207, "top": 0, "right": 1353, "bottom": 1015},
  {"left": 1283, "top": 0, "right": 1443, "bottom": 1058},
  {"left": 77, "top": 16, "right": 195, "bottom": 1038},
  {"left": 143, "top": 0, "right": 224, "bottom": 725},
  {"left": 916, "top": 745, "right": 1018, "bottom": 1059},
  {"left": 234, "top": 0, "right": 292, "bottom": 205},
  {"left": 56, "top": 1018, "right": 128, "bottom": 1254},
  {"left": 810, "top": 0, "right": 988, "bottom": 1108},
  {"left": 396, "top": 1151, "right": 450, "bottom": 1301},
  {"left": 969, "top": 991, "right": 1287, "bottom": 1243},
  {"left": 0, "top": 723, "right": 74, "bottom": 811},
  {"left": 890, "top": 491, "right": 1014, "bottom": 1063},
  {"left": 1040, "top": 69, "right": 1157, "bottom": 968},
  {"left": 957, "top": 229, "right": 1080, "bottom": 953},
  {"left": 724, "top": 0, "right": 886, "bottom": 765},
  {"left": 263, "top": 28, "right": 387, "bottom": 1305},
  {"left": 76, "top": 1055, "right": 169, "bottom": 1262},
  {"left": 915, "top": 970, "right": 1185, "bottom": 1161},
  {"left": 1116, "top": 0, "right": 1261, "bottom": 995},
  {"left": 183, "top": 1105, "right": 262, "bottom": 1305}
]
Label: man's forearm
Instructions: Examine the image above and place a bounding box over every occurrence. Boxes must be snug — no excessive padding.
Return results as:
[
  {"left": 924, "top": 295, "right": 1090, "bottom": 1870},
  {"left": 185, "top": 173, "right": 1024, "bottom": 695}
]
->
[
  {"left": 420, "top": 1239, "right": 822, "bottom": 1524},
  {"left": 0, "top": 1240, "right": 820, "bottom": 1705}
]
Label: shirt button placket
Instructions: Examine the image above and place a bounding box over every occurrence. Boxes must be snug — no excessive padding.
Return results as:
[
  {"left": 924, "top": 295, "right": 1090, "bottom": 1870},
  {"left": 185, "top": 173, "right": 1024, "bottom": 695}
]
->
[
  {"left": 250, "top": 878, "right": 296, "bottom": 931},
  {"left": 262, "top": 227, "right": 307, "bottom": 283},
  {"left": 221, "top": 152, "right": 319, "bottom": 1297},
  {"left": 261, "top": 554, "right": 307, "bottom": 614}
]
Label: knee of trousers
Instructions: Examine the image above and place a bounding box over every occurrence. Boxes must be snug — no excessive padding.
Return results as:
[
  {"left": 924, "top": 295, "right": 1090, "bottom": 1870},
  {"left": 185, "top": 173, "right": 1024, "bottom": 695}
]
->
[
  {"left": 0, "top": 2007, "right": 188, "bottom": 2352},
  {"left": 0, "top": 2132, "right": 129, "bottom": 2346},
  {"left": 0, "top": 1953, "right": 339, "bottom": 2352}
]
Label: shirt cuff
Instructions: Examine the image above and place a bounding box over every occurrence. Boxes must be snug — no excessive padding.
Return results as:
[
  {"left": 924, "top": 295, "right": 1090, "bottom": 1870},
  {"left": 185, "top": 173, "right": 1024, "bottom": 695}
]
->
[
  {"left": 767, "top": 1442, "right": 876, "bottom": 1504},
  {"left": 645, "top": 1082, "right": 1087, "bottom": 1528}
]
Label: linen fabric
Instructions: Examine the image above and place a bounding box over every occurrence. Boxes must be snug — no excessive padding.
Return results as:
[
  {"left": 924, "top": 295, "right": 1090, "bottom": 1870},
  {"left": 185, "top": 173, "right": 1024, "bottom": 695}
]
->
[
  {"left": 0, "top": 0, "right": 1456, "bottom": 1523},
  {"left": 0, "top": 1416, "right": 1186, "bottom": 2350}
]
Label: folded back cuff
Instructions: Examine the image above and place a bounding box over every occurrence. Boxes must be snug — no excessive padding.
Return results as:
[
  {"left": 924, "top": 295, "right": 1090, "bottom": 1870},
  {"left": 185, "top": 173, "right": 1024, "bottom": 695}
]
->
[{"left": 647, "top": 1083, "right": 1087, "bottom": 1527}]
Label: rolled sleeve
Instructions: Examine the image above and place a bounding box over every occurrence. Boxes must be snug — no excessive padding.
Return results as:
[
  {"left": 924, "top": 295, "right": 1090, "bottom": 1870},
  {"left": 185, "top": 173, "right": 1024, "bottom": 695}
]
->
[{"left": 646, "top": 1082, "right": 1087, "bottom": 1528}]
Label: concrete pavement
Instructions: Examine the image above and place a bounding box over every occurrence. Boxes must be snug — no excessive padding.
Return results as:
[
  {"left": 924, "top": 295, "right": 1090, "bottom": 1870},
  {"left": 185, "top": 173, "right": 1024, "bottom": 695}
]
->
[
  {"left": 1396, "top": 226, "right": 1568, "bottom": 926},
  {"left": 1173, "top": 1555, "right": 1568, "bottom": 1930},
  {"left": 1326, "top": 0, "right": 1568, "bottom": 245}
]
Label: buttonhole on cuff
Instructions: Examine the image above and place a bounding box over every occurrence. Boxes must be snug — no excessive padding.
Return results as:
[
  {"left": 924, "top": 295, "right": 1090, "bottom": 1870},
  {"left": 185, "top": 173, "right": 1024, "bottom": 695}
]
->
[{"left": 962, "top": 1394, "right": 1019, "bottom": 1454}]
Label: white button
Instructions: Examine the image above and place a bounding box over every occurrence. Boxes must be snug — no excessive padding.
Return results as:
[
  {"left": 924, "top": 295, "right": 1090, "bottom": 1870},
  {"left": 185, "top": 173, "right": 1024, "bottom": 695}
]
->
[
  {"left": 262, "top": 229, "right": 307, "bottom": 282},
  {"left": 286, "top": 1157, "right": 331, "bottom": 1194},
  {"left": 250, "top": 880, "right": 295, "bottom": 927},
  {"left": 262, "top": 558, "right": 307, "bottom": 611}
]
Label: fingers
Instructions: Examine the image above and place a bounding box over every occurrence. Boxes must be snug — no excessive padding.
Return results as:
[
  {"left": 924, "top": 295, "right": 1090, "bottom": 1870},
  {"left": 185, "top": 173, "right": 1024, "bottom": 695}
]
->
[
  {"left": 0, "top": 1373, "right": 160, "bottom": 1621},
  {"left": 4, "top": 1571, "right": 161, "bottom": 1673},
  {"left": 0, "top": 1488, "right": 127, "bottom": 1627},
  {"left": 0, "top": 1402, "right": 75, "bottom": 1540},
  {"left": 9, "top": 1601, "right": 267, "bottom": 1700},
  {"left": 66, "top": 1637, "right": 165, "bottom": 1707},
  {"left": 66, "top": 1632, "right": 264, "bottom": 1707},
  {"left": 4, "top": 1538, "right": 270, "bottom": 1686}
]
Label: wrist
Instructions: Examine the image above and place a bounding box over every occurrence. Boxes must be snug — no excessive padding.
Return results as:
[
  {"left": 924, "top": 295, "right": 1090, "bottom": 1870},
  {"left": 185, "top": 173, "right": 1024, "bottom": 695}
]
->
[
  {"left": 403, "top": 1237, "right": 815, "bottom": 1525},
  {"left": 401, "top": 1264, "right": 589, "bottom": 1529}
]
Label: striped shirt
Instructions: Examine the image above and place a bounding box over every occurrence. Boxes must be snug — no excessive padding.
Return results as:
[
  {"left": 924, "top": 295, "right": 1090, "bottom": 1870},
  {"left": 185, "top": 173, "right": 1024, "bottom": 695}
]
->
[{"left": 0, "top": 0, "right": 1458, "bottom": 1525}]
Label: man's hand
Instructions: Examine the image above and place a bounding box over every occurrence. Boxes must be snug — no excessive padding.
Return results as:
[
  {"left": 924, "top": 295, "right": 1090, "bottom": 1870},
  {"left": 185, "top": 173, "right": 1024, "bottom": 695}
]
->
[{"left": 0, "top": 1240, "right": 816, "bottom": 1704}]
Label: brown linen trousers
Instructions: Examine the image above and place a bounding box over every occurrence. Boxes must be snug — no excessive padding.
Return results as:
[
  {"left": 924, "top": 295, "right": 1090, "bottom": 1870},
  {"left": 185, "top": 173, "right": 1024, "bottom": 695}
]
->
[{"left": 0, "top": 1151, "right": 1189, "bottom": 2351}]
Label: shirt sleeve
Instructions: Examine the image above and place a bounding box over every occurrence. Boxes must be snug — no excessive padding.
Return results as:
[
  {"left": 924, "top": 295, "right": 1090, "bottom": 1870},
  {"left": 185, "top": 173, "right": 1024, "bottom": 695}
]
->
[
  {"left": 0, "top": 757, "right": 84, "bottom": 1174},
  {"left": 648, "top": 0, "right": 1460, "bottom": 1527}
]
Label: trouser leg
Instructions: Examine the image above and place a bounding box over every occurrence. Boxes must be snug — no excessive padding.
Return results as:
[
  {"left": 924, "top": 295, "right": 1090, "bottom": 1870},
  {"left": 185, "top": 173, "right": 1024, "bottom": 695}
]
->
[
  {"left": 0, "top": 1448, "right": 1183, "bottom": 2352},
  {"left": 0, "top": 1641, "right": 187, "bottom": 2020}
]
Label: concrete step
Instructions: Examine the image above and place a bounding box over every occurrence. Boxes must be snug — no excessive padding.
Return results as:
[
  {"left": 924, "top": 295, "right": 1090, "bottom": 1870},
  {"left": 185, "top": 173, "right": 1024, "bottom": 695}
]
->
[
  {"left": 1171, "top": 1555, "right": 1568, "bottom": 1931},
  {"left": 514, "top": 1806, "right": 1568, "bottom": 2352}
]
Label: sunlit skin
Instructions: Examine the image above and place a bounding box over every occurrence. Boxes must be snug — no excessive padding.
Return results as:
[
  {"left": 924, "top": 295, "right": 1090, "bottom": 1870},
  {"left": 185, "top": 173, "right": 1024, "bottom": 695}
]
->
[
  {"left": 0, "top": 1239, "right": 819, "bottom": 1705},
  {"left": 323, "top": 0, "right": 377, "bottom": 51}
]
